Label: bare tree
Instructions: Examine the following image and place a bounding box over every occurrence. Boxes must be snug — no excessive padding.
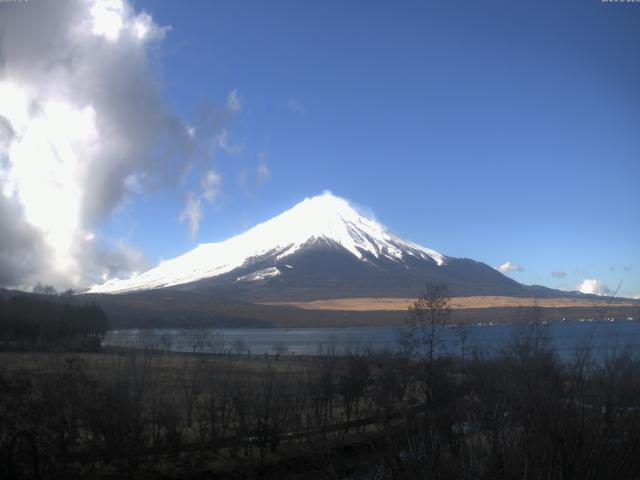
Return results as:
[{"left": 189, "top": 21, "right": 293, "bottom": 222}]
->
[
  {"left": 185, "top": 328, "right": 211, "bottom": 353},
  {"left": 138, "top": 329, "right": 161, "bottom": 351},
  {"left": 400, "top": 283, "right": 451, "bottom": 402},
  {"left": 338, "top": 352, "right": 371, "bottom": 427},
  {"left": 272, "top": 341, "right": 288, "bottom": 360},
  {"left": 232, "top": 337, "right": 248, "bottom": 355},
  {"left": 158, "top": 332, "right": 173, "bottom": 353},
  {"left": 32, "top": 282, "right": 57, "bottom": 296},
  {"left": 453, "top": 321, "right": 470, "bottom": 368},
  {"left": 180, "top": 356, "right": 208, "bottom": 428},
  {"left": 197, "top": 360, "right": 234, "bottom": 450},
  {"left": 210, "top": 331, "right": 228, "bottom": 354},
  {"left": 400, "top": 283, "right": 451, "bottom": 357}
]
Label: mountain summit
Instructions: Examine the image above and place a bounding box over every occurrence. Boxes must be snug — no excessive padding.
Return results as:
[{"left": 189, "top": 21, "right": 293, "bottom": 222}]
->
[{"left": 88, "top": 192, "right": 532, "bottom": 299}]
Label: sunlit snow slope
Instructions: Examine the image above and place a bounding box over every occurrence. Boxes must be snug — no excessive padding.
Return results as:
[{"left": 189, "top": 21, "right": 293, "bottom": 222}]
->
[{"left": 88, "top": 192, "right": 446, "bottom": 294}]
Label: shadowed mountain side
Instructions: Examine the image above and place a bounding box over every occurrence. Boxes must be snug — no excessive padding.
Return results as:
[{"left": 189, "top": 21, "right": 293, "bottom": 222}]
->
[
  {"left": 75, "top": 290, "right": 401, "bottom": 328},
  {"left": 167, "top": 240, "right": 534, "bottom": 301}
]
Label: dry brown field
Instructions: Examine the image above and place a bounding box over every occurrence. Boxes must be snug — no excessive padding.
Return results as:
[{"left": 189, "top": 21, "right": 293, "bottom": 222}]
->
[{"left": 265, "top": 295, "right": 639, "bottom": 311}]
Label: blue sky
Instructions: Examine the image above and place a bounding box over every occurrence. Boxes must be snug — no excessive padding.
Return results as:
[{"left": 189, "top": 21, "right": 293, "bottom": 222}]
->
[
  {"left": 1, "top": 0, "right": 637, "bottom": 296},
  {"left": 111, "top": 0, "right": 638, "bottom": 297},
  {"left": 105, "top": 0, "right": 640, "bottom": 297}
]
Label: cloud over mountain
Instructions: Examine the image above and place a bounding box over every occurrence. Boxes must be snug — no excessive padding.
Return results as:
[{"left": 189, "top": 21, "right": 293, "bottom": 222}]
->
[
  {"left": 497, "top": 261, "right": 524, "bottom": 273},
  {"left": 179, "top": 193, "right": 204, "bottom": 238},
  {"left": 577, "top": 278, "right": 611, "bottom": 296}
]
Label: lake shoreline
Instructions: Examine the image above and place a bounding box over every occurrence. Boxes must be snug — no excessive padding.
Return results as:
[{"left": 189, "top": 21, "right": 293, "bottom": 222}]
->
[{"left": 104, "top": 319, "right": 640, "bottom": 360}]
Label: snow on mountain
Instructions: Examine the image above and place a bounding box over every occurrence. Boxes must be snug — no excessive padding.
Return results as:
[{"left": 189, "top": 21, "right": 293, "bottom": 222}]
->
[
  {"left": 88, "top": 192, "right": 446, "bottom": 294},
  {"left": 237, "top": 267, "right": 282, "bottom": 282}
]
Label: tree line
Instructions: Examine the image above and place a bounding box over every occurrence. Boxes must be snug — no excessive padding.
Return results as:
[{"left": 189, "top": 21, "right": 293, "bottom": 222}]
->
[{"left": 0, "top": 295, "right": 108, "bottom": 350}]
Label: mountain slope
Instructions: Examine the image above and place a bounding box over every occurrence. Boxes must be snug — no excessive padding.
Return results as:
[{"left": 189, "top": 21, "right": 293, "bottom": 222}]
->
[{"left": 87, "top": 192, "right": 551, "bottom": 300}]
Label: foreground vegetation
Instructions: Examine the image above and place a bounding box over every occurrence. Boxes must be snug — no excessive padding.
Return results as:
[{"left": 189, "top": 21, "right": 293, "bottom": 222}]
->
[
  {"left": 2, "top": 338, "right": 640, "bottom": 478},
  {"left": 1, "top": 285, "right": 639, "bottom": 479}
]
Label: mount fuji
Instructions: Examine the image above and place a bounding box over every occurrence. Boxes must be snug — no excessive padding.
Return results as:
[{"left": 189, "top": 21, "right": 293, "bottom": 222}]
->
[{"left": 88, "top": 192, "right": 544, "bottom": 301}]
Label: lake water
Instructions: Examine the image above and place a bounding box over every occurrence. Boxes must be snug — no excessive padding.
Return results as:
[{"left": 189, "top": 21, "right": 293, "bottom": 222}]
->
[{"left": 104, "top": 319, "right": 640, "bottom": 361}]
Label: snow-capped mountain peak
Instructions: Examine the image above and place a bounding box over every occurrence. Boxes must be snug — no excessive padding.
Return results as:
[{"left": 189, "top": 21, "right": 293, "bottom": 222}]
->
[{"left": 88, "top": 192, "right": 445, "bottom": 294}]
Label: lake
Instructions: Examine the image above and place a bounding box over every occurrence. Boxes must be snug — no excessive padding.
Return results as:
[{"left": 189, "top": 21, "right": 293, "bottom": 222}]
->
[{"left": 103, "top": 318, "right": 640, "bottom": 361}]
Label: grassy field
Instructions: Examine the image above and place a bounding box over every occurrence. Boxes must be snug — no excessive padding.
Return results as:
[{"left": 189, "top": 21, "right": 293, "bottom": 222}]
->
[{"left": 0, "top": 348, "right": 309, "bottom": 381}]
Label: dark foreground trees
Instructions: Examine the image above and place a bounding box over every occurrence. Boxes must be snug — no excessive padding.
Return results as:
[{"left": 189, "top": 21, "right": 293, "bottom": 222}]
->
[
  {"left": 1, "top": 336, "right": 639, "bottom": 479},
  {"left": 1, "top": 284, "right": 639, "bottom": 479}
]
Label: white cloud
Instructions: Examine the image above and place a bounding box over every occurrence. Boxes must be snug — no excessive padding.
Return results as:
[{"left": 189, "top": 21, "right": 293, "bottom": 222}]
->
[
  {"left": 238, "top": 168, "right": 249, "bottom": 190},
  {"left": 179, "top": 193, "right": 203, "bottom": 238},
  {"left": 238, "top": 155, "right": 272, "bottom": 194},
  {"left": 226, "top": 89, "right": 242, "bottom": 113},
  {"left": 256, "top": 161, "right": 271, "bottom": 186},
  {"left": 215, "top": 129, "right": 244, "bottom": 155},
  {"left": 0, "top": 0, "right": 194, "bottom": 288},
  {"left": 551, "top": 271, "right": 567, "bottom": 278},
  {"left": 497, "top": 261, "right": 524, "bottom": 273},
  {"left": 89, "top": 0, "right": 168, "bottom": 43},
  {"left": 123, "top": 173, "right": 145, "bottom": 195},
  {"left": 201, "top": 170, "right": 222, "bottom": 204},
  {"left": 577, "top": 278, "right": 611, "bottom": 296}
]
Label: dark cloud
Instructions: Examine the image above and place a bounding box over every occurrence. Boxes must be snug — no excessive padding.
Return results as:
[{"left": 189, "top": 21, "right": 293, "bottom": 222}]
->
[
  {"left": 0, "top": 115, "right": 14, "bottom": 147},
  {"left": 82, "top": 240, "right": 149, "bottom": 285},
  {"left": 0, "top": 196, "right": 45, "bottom": 286},
  {"left": 551, "top": 271, "right": 567, "bottom": 278}
]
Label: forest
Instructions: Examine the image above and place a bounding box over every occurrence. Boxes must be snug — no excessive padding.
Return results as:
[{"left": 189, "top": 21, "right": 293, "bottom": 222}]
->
[{"left": 0, "top": 295, "right": 108, "bottom": 351}]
